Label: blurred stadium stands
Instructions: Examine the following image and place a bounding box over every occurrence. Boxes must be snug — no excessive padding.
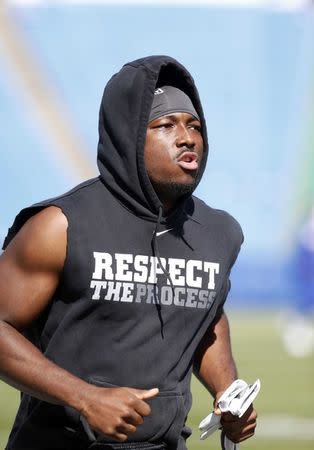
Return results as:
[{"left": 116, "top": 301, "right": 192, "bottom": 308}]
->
[{"left": 0, "top": 1, "right": 314, "bottom": 307}]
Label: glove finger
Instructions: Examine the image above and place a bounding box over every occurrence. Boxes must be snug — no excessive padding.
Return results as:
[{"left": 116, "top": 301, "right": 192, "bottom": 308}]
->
[
  {"left": 200, "top": 428, "right": 217, "bottom": 440},
  {"left": 199, "top": 412, "right": 221, "bottom": 431},
  {"left": 199, "top": 414, "right": 213, "bottom": 430}
]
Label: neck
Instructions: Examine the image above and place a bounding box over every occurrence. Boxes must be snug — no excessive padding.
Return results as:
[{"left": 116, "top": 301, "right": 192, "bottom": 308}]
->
[
  {"left": 152, "top": 181, "right": 193, "bottom": 215},
  {"left": 161, "top": 200, "right": 176, "bottom": 214}
]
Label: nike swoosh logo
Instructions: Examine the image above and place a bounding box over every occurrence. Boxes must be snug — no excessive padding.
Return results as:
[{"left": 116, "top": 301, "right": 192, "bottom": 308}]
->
[{"left": 156, "top": 228, "right": 174, "bottom": 237}]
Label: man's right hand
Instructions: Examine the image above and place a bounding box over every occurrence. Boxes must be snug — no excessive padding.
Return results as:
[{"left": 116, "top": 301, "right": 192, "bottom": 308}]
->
[{"left": 80, "top": 386, "right": 159, "bottom": 442}]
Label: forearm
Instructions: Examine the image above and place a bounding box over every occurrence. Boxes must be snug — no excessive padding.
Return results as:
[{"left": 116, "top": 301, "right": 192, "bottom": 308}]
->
[
  {"left": 0, "top": 320, "right": 161, "bottom": 441},
  {"left": 0, "top": 319, "right": 88, "bottom": 413},
  {"left": 194, "top": 311, "right": 237, "bottom": 399},
  {"left": 195, "top": 312, "right": 258, "bottom": 443}
]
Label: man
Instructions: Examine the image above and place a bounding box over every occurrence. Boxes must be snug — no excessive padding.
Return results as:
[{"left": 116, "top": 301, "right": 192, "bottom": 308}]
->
[{"left": 0, "top": 56, "right": 257, "bottom": 450}]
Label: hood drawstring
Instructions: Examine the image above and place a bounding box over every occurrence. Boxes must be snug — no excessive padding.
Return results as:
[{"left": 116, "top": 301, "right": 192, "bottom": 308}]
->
[
  {"left": 151, "top": 206, "right": 175, "bottom": 338},
  {"left": 152, "top": 206, "right": 175, "bottom": 295}
]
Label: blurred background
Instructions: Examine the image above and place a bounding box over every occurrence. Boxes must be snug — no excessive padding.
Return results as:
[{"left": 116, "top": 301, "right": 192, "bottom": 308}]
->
[{"left": 0, "top": 0, "right": 313, "bottom": 449}]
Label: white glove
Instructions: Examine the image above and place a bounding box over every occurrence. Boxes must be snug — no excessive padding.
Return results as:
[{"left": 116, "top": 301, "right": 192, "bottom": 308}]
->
[{"left": 199, "top": 379, "right": 261, "bottom": 449}]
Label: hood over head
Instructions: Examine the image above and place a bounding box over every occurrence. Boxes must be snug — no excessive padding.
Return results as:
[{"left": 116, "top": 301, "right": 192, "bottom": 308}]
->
[{"left": 97, "top": 55, "right": 209, "bottom": 220}]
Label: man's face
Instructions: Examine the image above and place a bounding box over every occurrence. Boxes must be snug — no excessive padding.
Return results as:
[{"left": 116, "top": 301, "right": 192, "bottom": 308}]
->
[{"left": 144, "top": 112, "right": 204, "bottom": 209}]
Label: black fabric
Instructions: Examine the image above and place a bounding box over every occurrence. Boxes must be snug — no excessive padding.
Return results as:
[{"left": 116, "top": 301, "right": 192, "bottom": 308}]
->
[
  {"left": 88, "top": 442, "right": 166, "bottom": 450},
  {"left": 3, "top": 56, "right": 243, "bottom": 450}
]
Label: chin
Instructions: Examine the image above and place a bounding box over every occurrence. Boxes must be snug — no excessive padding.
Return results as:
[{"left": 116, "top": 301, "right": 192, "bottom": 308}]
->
[{"left": 157, "top": 180, "right": 196, "bottom": 198}]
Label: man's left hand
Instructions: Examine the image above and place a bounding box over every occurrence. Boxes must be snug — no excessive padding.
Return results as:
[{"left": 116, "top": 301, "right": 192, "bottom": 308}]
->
[{"left": 214, "top": 403, "right": 258, "bottom": 443}]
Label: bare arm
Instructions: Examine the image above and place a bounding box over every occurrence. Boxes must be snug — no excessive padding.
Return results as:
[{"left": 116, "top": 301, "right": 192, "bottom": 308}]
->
[
  {"left": 194, "top": 309, "right": 257, "bottom": 443},
  {"left": 0, "top": 207, "right": 78, "bottom": 402},
  {"left": 194, "top": 309, "right": 237, "bottom": 397},
  {"left": 0, "top": 207, "right": 158, "bottom": 441}
]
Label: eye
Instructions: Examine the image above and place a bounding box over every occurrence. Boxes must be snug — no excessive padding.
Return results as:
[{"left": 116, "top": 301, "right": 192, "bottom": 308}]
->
[
  {"left": 189, "top": 124, "right": 202, "bottom": 132},
  {"left": 154, "top": 122, "right": 173, "bottom": 129}
]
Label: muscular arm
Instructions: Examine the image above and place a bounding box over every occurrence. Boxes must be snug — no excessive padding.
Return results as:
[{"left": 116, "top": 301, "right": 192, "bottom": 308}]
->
[
  {"left": 0, "top": 207, "right": 75, "bottom": 401},
  {"left": 0, "top": 207, "right": 158, "bottom": 441},
  {"left": 194, "top": 309, "right": 237, "bottom": 398},
  {"left": 194, "top": 309, "right": 257, "bottom": 443}
]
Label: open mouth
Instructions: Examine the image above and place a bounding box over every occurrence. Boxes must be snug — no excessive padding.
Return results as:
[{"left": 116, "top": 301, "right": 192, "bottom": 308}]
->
[{"left": 177, "top": 152, "right": 199, "bottom": 171}]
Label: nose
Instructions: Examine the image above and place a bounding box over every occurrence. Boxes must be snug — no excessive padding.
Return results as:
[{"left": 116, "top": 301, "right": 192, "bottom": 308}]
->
[{"left": 175, "top": 124, "right": 195, "bottom": 149}]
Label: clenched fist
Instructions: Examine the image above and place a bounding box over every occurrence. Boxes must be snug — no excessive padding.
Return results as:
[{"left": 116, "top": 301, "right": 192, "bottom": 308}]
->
[{"left": 80, "top": 385, "right": 159, "bottom": 442}]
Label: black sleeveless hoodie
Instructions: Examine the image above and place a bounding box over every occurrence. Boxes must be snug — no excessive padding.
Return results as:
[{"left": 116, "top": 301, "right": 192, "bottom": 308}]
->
[{"left": 3, "top": 56, "right": 243, "bottom": 450}]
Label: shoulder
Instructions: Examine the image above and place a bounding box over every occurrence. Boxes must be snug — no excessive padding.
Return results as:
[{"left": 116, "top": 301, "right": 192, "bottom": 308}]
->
[
  {"left": 3, "top": 177, "right": 101, "bottom": 251},
  {"left": 0, "top": 207, "right": 69, "bottom": 330},
  {"left": 186, "top": 196, "right": 244, "bottom": 260},
  {"left": 188, "top": 196, "right": 243, "bottom": 243},
  {"left": 22, "top": 206, "right": 68, "bottom": 243},
  {"left": 4, "top": 206, "right": 68, "bottom": 273}
]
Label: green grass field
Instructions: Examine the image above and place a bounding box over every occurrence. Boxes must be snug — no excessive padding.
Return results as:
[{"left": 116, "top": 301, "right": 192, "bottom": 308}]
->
[{"left": 0, "top": 312, "right": 313, "bottom": 450}]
